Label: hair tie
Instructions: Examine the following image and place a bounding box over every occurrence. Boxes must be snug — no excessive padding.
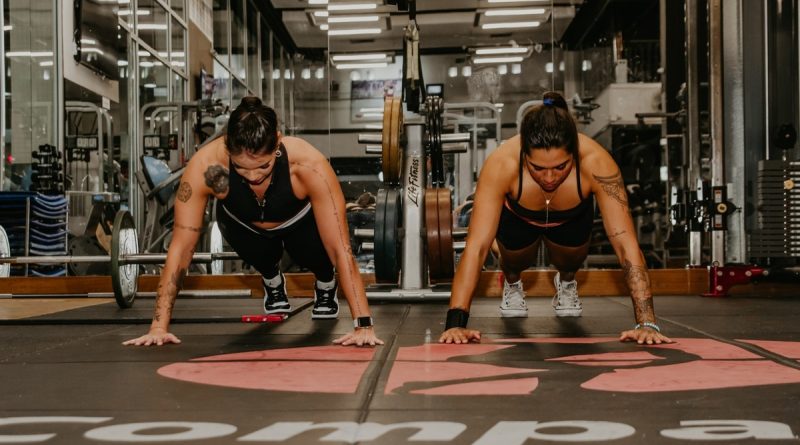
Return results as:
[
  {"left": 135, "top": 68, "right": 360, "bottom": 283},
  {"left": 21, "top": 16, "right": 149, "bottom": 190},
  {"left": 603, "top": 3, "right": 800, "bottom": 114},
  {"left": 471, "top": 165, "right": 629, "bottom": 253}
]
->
[{"left": 543, "top": 97, "right": 554, "bottom": 106}]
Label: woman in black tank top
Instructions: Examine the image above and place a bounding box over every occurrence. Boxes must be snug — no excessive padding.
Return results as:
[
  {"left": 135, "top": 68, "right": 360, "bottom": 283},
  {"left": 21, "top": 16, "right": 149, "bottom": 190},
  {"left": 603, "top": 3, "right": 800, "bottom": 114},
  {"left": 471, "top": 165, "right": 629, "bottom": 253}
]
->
[
  {"left": 124, "top": 97, "right": 382, "bottom": 348},
  {"left": 439, "top": 92, "right": 672, "bottom": 347}
]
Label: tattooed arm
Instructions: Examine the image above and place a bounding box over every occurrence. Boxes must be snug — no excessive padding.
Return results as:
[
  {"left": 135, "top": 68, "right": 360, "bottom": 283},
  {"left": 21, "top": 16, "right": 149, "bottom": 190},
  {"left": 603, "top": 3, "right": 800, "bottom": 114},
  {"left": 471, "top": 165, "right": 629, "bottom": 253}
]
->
[
  {"left": 584, "top": 136, "right": 672, "bottom": 344},
  {"left": 124, "top": 157, "right": 218, "bottom": 346},
  {"left": 291, "top": 138, "right": 383, "bottom": 347}
]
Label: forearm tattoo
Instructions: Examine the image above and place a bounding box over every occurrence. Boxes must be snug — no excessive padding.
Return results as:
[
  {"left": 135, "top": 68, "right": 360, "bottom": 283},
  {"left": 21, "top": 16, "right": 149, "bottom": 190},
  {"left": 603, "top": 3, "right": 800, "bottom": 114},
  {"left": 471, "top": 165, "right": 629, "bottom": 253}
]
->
[
  {"left": 154, "top": 267, "right": 186, "bottom": 322},
  {"left": 622, "top": 259, "right": 655, "bottom": 322},
  {"left": 177, "top": 182, "right": 192, "bottom": 202},
  {"left": 204, "top": 165, "right": 229, "bottom": 194},
  {"left": 593, "top": 172, "right": 628, "bottom": 208},
  {"left": 293, "top": 161, "right": 362, "bottom": 315}
]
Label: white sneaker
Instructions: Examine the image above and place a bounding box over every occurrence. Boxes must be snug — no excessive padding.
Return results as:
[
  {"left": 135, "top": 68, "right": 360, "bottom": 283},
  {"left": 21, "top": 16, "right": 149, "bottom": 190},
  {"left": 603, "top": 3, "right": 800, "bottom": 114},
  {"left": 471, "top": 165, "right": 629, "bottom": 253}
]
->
[
  {"left": 500, "top": 279, "right": 528, "bottom": 317},
  {"left": 552, "top": 272, "right": 582, "bottom": 317}
]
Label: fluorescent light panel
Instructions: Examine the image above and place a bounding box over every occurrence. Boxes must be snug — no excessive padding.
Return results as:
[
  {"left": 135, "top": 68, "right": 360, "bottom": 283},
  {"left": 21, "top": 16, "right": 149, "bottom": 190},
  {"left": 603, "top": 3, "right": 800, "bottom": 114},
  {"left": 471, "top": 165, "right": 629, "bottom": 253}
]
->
[
  {"left": 328, "top": 28, "right": 381, "bottom": 36},
  {"left": 475, "top": 46, "right": 528, "bottom": 55},
  {"left": 473, "top": 56, "right": 523, "bottom": 64},
  {"left": 328, "top": 15, "right": 379, "bottom": 23},
  {"left": 327, "top": 3, "right": 377, "bottom": 11},
  {"left": 331, "top": 53, "right": 388, "bottom": 61},
  {"left": 481, "top": 21, "right": 540, "bottom": 29},
  {"left": 487, "top": 0, "right": 548, "bottom": 3},
  {"left": 485, "top": 8, "right": 546, "bottom": 16}
]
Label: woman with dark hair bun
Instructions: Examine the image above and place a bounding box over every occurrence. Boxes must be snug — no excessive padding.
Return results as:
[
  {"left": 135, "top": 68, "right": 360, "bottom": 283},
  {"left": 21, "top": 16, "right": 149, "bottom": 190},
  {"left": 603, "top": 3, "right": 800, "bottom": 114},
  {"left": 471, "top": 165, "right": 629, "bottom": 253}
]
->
[
  {"left": 439, "top": 91, "right": 672, "bottom": 346},
  {"left": 124, "top": 96, "right": 382, "bottom": 347}
]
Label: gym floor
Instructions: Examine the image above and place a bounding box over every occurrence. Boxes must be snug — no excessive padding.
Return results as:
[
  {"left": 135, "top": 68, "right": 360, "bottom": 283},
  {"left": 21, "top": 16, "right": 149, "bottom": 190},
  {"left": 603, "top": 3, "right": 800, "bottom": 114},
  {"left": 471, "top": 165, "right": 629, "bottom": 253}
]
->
[{"left": 1, "top": 294, "right": 799, "bottom": 444}]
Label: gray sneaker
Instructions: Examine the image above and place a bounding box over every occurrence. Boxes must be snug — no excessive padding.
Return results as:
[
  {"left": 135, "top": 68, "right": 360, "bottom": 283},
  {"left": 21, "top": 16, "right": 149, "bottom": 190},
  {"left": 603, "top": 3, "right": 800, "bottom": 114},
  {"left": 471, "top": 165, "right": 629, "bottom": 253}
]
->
[
  {"left": 552, "top": 272, "right": 582, "bottom": 317},
  {"left": 500, "top": 279, "right": 528, "bottom": 317}
]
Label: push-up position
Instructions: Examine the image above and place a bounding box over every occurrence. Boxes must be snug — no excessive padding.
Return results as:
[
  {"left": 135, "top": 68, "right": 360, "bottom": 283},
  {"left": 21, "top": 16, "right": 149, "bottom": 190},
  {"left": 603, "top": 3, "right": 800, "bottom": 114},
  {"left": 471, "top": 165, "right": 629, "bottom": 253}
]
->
[
  {"left": 440, "top": 92, "right": 672, "bottom": 346},
  {"left": 125, "top": 97, "right": 382, "bottom": 347}
]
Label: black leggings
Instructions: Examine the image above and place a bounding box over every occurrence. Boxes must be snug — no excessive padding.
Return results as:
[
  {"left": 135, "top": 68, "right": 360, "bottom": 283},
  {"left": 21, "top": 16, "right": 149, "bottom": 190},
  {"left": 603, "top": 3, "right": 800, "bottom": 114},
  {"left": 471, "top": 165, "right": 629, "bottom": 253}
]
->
[
  {"left": 495, "top": 203, "right": 594, "bottom": 250},
  {"left": 216, "top": 204, "right": 335, "bottom": 281}
]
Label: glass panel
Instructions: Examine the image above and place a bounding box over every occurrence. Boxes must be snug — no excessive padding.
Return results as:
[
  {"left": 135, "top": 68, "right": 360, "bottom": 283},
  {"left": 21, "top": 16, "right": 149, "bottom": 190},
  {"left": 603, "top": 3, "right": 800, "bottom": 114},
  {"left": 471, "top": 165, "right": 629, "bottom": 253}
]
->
[
  {"left": 4, "top": 0, "right": 56, "bottom": 192},
  {"left": 171, "top": 72, "right": 185, "bottom": 102},
  {"left": 170, "top": 0, "right": 185, "bottom": 20},
  {"left": 232, "top": 78, "right": 248, "bottom": 103},
  {"left": 260, "top": 18, "right": 271, "bottom": 104},
  {"left": 137, "top": 0, "right": 169, "bottom": 55},
  {"left": 246, "top": 0, "right": 260, "bottom": 92},
  {"left": 212, "top": 0, "right": 229, "bottom": 66},
  {"left": 213, "top": 58, "right": 231, "bottom": 107},
  {"left": 230, "top": 0, "right": 246, "bottom": 81},
  {"left": 170, "top": 17, "right": 186, "bottom": 73},
  {"left": 283, "top": 50, "right": 293, "bottom": 134},
  {"left": 272, "top": 38, "right": 282, "bottom": 112}
]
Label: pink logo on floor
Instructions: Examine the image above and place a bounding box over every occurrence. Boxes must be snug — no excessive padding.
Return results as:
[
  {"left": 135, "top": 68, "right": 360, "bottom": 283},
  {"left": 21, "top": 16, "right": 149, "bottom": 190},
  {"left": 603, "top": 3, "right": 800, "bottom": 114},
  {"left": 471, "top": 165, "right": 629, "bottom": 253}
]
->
[{"left": 157, "top": 338, "right": 800, "bottom": 395}]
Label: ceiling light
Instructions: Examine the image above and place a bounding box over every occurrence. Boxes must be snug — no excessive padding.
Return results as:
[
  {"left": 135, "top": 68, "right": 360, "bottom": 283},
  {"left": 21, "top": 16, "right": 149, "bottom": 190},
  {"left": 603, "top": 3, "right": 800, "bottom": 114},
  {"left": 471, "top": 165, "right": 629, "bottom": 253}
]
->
[
  {"left": 335, "top": 62, "right": 388, "bottom": 69},
  {"left": 498, "top": 64, "right": 508, "bottom": 75},
  {"left": 313, "top": 10, "right": 329, "bottom": 17},
  {"left": 481, "top": 21, "right": 540, "bottom": 29},
  {"left": 475, "top": 46, "right": 528, "bottom": 55},
  {"left": 474, "top": 56, "right": 523, "bottom": 64},
  {"left": 315, "top": 67, "right": 325, "bottom": 79},
  {"left": 511, "top": 63, "right": 522, "bottom": 74},
  {"left": 350, "top": 71, "right": 361, "bottom": 81},
  {"left": 301, "top": 68, "right": 311, "bottom": 79},
  {"left": 327, "top": 3, "right": 377, "bottom": 11},
  {"left": 461, "top": 66, "right": 472, "bottom": 77},
  {"left": 448, "top": 66, "right": 457, "bottom": 78},
  {"left": 272, "top": 69, "right": 280, "bottom": 79},
  {"left": 320, "top": 24, "right": 329, "bottom": 30},
  {"left": 309, "top": 0, "right": 328, "bottom": 4},
  {"left": 331, "top": 53, "right": 388, "bottom": 61},
  {"left": 484, "top": 8, "right": 546, "bottom": 16},
  {"left": 328, "top": 28, "right": 381, "bottom": 36},
  {"left": 359, "top": 107, "right": 384, "bottom": 113},
  {"left": 138, "top": 23, "right": 168, "bottom": 30},
  {"left": 328, "top": 15, "right": 379, "bottom": 23},
  {"left": 488, "top": 0, "right": 548, "bottom": 3},
  {"left": 545, "top": 62, "right": 553, "bottom": 73}
]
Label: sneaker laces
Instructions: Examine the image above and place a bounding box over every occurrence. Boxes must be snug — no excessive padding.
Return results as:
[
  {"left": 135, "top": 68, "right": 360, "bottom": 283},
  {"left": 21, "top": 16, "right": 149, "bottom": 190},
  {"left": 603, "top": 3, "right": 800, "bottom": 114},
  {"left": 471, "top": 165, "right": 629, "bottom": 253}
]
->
[
  {"left": 315, "top": 287, "right": 335, "bottom": 306},
  {"left": 553, "top": 279, "right": 579, "bottom": 308},
  {"left": 502, "top": 281, "right": 527, "bottom": 309}
]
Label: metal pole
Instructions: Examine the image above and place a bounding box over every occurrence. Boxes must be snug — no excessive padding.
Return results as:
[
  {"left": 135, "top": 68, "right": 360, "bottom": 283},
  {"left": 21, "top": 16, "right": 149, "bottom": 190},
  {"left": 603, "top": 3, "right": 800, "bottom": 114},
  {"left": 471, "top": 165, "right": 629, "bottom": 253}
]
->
[
  {"left": 401, "top": 123, "right": 425, "bottom": 290},
  {"left": 685, "top": 0, "right": 703, "bottom": 266},
  {"left": 709, "top": 0, "right": 725, "bottom": 264},
  {"left": 0, "top": 0, "right": 5, "bottom": 191}
]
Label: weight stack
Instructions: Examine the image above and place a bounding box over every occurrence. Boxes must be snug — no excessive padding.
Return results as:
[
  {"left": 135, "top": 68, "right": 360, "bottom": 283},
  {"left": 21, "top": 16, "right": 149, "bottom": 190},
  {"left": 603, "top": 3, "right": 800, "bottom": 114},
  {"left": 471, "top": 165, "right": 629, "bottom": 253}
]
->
[{"left": 749, "top": 160, "right": 800, "bottom": 259}]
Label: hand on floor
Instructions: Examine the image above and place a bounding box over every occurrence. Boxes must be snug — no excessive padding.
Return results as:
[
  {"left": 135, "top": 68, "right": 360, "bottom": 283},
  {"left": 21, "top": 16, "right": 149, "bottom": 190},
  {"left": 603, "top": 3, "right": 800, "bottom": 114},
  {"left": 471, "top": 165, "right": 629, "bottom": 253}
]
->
[
  {"left": 333, "top": 328, "right": 384, "bottom": 347},
  {"left": 619, "top": 328, "right": 673, "bottom": 345},
  {"left": 439, "top": 327, "right": 481, "bottom": 344},
  {"left": 123, "top": 328, "right": 182, "bottom": 346}
]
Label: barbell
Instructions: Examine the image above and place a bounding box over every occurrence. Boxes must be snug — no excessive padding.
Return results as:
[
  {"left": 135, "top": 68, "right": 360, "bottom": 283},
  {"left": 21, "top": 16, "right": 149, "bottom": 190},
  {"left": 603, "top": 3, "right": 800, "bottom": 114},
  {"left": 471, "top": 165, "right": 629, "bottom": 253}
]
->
[{"left": 0, "top": 210, "right": 236, "bottom": 309}]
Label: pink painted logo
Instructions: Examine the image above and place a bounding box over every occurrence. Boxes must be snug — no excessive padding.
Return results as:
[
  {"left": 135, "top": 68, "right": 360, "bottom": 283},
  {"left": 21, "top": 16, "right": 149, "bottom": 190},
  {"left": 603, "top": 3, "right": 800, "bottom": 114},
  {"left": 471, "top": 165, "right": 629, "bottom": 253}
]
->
[{"left": 157, "top": 338, "right": 800, "bottom": 395}]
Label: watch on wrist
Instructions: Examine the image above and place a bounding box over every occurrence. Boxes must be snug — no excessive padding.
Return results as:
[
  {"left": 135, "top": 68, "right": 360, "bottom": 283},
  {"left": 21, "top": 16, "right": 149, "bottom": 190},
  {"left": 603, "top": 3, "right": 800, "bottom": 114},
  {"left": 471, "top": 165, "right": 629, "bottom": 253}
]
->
[{"left": 354, "top": 316, "right": 374, "bottom": 329}]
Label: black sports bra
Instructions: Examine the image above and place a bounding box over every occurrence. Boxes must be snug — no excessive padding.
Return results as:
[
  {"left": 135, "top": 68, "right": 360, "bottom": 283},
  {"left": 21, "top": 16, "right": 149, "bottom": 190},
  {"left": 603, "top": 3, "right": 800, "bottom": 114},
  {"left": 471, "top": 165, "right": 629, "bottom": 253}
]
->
[
  {"left": 220, "top": 144, "right": 309, "bottom": 223},
  {"left": 505, "top": 148, "right": 593, "bottom": 224}
]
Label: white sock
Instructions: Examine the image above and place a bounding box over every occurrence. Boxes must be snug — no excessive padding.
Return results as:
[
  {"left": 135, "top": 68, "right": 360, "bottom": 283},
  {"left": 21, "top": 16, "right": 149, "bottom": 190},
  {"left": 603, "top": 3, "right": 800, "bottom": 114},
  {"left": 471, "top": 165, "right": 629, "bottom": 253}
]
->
[
  {"left": 316, "top": 278, "right": 336, "bottom": 290},
  {"left": 263, "top": 273, "right": 282, "bottom": 288}
]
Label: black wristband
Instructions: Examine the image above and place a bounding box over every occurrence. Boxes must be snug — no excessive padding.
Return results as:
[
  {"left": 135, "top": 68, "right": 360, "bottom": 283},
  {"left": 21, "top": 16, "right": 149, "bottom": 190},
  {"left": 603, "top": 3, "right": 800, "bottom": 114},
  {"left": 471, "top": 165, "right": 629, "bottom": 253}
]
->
[{"left": 445, "top": 308, "right": 470, "bottom": 330}]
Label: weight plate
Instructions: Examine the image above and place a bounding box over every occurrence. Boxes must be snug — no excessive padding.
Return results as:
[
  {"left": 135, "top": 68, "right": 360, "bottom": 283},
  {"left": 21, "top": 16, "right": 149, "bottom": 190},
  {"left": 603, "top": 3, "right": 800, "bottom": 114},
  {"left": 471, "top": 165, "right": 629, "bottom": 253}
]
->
[
  {"left": 111, "top": 210, "right": 139, "bottom": 308},
  {"left": 0, "top": 225, "right": 9, "bottom": 278},
  {"left": 382, "top": 98, "right": 394, "bottom": 182},
  {"left": 425, "top": 188, "right": 442, "bottom": 280},
  {"left": 374, "top": 189, "right": 402, "bottom": 283},
  {"left": 388, "top": 97, "right": 403, "bottom": 183},
  {"left": 436, "top": 188, "right": 455, "bottom": 281},
  {"left": 209, "top": 221, "right": 224, "bottom": 275},
  {"left": 374, "top": 189, "right": 389, "bottom": 281}
]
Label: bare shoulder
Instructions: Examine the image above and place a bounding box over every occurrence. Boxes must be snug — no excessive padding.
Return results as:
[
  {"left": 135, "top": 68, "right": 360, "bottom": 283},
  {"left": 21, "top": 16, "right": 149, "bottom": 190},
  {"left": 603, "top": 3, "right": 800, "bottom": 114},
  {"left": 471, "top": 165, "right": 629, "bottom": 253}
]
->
[
  {"left": 478, "top": 136, "right": 519, "bottom": 192},
  {"left": 578, "top": 133, "right": 618, "bottom": 177}
]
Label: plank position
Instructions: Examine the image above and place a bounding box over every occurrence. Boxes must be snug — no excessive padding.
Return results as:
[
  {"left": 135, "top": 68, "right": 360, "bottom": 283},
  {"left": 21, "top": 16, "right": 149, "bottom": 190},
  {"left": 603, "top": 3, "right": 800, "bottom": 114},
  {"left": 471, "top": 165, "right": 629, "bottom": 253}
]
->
[
  {"left": 125, "top": 96, "right": 382, "bottom": 347},
  {"left": 440, "top": 92, "right": 673, "bottom": 346}
]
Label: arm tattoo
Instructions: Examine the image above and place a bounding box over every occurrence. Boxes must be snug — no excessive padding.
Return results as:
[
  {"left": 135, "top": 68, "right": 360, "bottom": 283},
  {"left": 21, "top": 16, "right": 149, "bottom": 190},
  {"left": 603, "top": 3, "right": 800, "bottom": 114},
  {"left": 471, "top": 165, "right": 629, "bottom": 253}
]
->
[
  {"left": 609, "top": 229, "right": 626, "bottom": 239},
  {"left": 204, "top": 165, "right": 229, "bottom": 194},
  {"left": 294, "top": 161, "right": 363, "bottom": 315},
  {"left": 622, "top": 259, "right": 655, "bottom": 322},
  {"left": 177, "top": 182, "right": 192, "bottom": 202},
  {"left": 593, "top": 172, "right": 628, "bottom": 208},
  {"left": 173, "top": 223, "right": 203, "bottom": 233}
]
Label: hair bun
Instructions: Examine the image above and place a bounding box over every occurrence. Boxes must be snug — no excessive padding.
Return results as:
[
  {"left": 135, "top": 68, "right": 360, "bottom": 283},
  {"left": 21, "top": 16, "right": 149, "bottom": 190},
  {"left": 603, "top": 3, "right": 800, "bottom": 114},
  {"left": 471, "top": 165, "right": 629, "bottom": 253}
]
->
[
  {"left": 542, "top": 91, "right": 568, "bottom": 111},
  {"left": 240, "top": 96, "right": 263, "bottom": 112}
]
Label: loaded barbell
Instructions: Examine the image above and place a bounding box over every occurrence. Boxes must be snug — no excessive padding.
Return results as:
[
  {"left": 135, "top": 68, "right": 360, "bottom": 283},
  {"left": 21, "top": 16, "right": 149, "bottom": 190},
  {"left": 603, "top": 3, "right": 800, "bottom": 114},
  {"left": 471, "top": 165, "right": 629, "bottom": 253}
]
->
[{"left": 0, "top": 210, "right": 235, "bottom": 309}]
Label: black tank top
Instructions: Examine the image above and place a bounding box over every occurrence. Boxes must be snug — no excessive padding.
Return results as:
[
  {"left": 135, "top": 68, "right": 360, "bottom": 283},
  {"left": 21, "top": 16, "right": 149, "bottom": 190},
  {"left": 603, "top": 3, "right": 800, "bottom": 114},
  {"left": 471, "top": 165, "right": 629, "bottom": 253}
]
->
[
  {"left": 505, "top": 148, "right": 593, "bottom": 224},
  {"left": 220, "top": 144, "right": 309, "bottom": 223}
]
